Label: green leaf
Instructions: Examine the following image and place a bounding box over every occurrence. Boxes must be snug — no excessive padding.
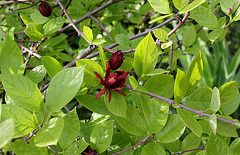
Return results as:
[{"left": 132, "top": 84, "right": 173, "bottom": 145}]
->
[
  {"left": 217, "top": 116, "right": 238, "bottom": 137},
  {"left": 40, "top": 56, "right": 63, "bottom": 78},
  {"left": 164, "top": 140, "right": 181, "bottom": 153},
  {"left": 186, "top": 52, "right": 203, "bottom": 95},
  {"left": 173, "top": 0, "right": 188, "bottom": 10},
  {"left": 129, "top": 76, "right": 148, "bottom": 93},
  {"left": 34, "top": 117, "right": 64, "bottom": 147},
  {"left": 0, "top": 35, "right": 23, "bottom": 75},
  {"left": 59, "top": 108, "right": 80, "bottom": 149},
  {"left": 206, "top": 133, "right": 232, "bottom": 155},
  {"left": 115, "top": 109, "right": 147, "bottom": 136},
  {"left": 153, "top": 28, "right": 168, "bottom": 42},
  {"left": 174, "top": 69, "right": 188, "bottom": 104},
  {"left": 1, "top": 105, "right": 37, "bottom": 138},
  {"left": 133, "top": 32, "right": 158, "bottom": 77},
  {"left": 180, "top": 0, "right": 206, "bottom": 14},
  {"left": 76, "top": 59, "right": 104, "bottom": 87},
  {"left": 221, "top": 91, "right": 240, "bottom": 115},
  {"left": 141, "top": 98, "right": 169, "bottom": 133},
  {"left": 181, "top": 132, "right": 202, "bottom": 153},
  {"left": 64, "top": 138, "right": 89, "bottom": 155},
  {"left": 20, "top": 13, "right": 33, "bottom": 25},
  {"left": 220, "top": 0, "right": 238, "bottom": 14},
  {"left": 43, "top": 17, "right": 64, "bottom": 36},
  {"left": 230, "top": 138, "right": 240, "bottom": 155},
  {"left": 209, "top": 113, "right": 217, "bottom": 135},
  {"left": 76, "top": 94, "right": 111, "bottom": 115},
  {"left": 0, "top": 119, "right": 14, "bottom": 148},
  {"left": 182, "top": 24, "right": 196, "bottom": 47},
  {"left": 90, "top": 121, "right": 113, "bottom": 153},
  {"left": 177, "top": 108, "right": 202, "bottom": 137},
  {"left": 233, "top": 6, "right": 240, "bottom": 21},
  {"left": 184, "top": 87, "right": 212, "bottom": 111},
  {"left": 104, "top": 91, "right": 127, "bottom": 118},
  {"left": 144, "top": 68, "right": 169, "bottom": 76},
  {"left": 141, "top": 143, "right": 166, "bottom": 155},
  {"left": 30, "top": 11, "right": 49, "bottom": 24},
  {"left": 149, "top": 14, "right": 173, "bottom": 24},
  {"left": 83, "top": 26, "right": 93, "bottom": 42},
  {"left": 189, "top": 5, "right": 219, "bottom": 29},
  {"left": 18, "top": 61, "right": 28, "bottom": 75},
  {"left": 115, "top": 34, "right": 131, "bottom": 45},
  {"left": 92, "top": 38, "right": 106, "bottom": 45},
  {"left": 148, "top": 0, "right": 171, "bottom": 14},
  {"left": 210, "top": 87, "right": 220, "bottom": 113},
  {"left": 219, "top": 81, "right": 238, "bottom": 108},
  {"left": 208, "top": 28, "right": 224, "bottom": 43},
  {"left": 155, "top": 114, "right": 185, "bottom": 143},
  {"left": 161, "top": 41, "right": 173, "bottom": 49},
  {"left": 25, "top": 22, "right": 44, "bottom": 41},
  {"left": 144, "top": 74, "right": 174, "bottom": 98},
  {"left": 1, "top": 74, "right": 43, "bottom": 112},
  {"left": 25, "top": 65, "right": 47, "bottom": 84},
  {"left": 46, "top": 67, "right": 84, "bottom": 112},
  {"left": 98, "top": 45, "right": 107, "bottom": 69}
]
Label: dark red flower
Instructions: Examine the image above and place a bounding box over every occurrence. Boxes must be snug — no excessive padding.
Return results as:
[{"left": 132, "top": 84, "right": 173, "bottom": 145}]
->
[
  {"left": 39, "top": 2, "right": 52, "bottom": 17},
  {"left": 94, "top": 62, "right": 129, "bottom": 102},
  {"left": 109, "top": 50, "right": 124, "bottom": 70}
]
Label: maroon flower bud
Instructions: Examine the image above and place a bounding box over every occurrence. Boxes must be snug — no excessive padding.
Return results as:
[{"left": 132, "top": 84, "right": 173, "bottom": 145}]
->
[
  {"left": 109, "top": 50, "right": 124, "bottom": 70},
  {"left": 39, "top": 2, "right": 52, "bottom": 17},
  {"left": 104, "top": 73, "right": 117, "bottom": 88}
]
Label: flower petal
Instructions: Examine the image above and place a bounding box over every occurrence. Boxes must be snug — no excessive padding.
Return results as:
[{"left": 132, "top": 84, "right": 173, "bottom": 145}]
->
[
  {"left": 118, "top": 71, "right": 129, "bottom": 79},
  {"left": 95, "top": 87, "right": 106, "bottom": 99},
  {"left": 113, "top": 88, "right": 126, "bottom": 96},
  {"left": 105, "top": 62, "right": 111, "bottom": 78},
  {"left": 94, "top": 71, "right": 104, "bottom": 85},
  {"left": 108, "top": 89, "right": 112, "bottom": 102}
]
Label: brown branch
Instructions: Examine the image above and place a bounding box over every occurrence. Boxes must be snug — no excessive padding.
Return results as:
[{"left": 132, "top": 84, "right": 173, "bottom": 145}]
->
[
  {"left": 167, "top": 44, "right": 174, "bottom": 74},
  {"left": 173, "top": 144, "right": 206, "bottom": 155},
  {"left": 8, "top": 1, "right": 40, "bottom": 11},
  {"left": 17, "top": 43, "right": 42, "bottom": 58},
  {"left": 112, "top": 136, "right": 150, "bottom": 155},
  {"left": 47, "top": 145, "right": 58, "bottom": 155},
  {"left": 60, "top": 0, "right": 72, "bottom": 16},
  {"left": 124, "top": 85, "right": 236, "bottom": 126}
]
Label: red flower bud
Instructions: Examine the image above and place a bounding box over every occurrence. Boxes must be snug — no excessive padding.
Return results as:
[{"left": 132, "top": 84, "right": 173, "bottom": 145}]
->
[
  {"left": 109, "top": 50, "right": 124, "bottom": 70},
  {"left": 39, "top": 2, "right": 52, "bottom": 17},
  {"left": 104, "top": 73, "right": 118, "bottom": 88}
]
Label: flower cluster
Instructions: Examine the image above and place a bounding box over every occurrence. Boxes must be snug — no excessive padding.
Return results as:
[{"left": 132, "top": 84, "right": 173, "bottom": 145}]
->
[{"left": 94, "top": 50, "right": 129, "bottom": 102}]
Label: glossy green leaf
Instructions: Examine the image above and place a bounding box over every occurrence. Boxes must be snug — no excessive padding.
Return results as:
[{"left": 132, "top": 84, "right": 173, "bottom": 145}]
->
[
  {"left": 133, "top": 32, "right": 158, "bottom": 77},
  {"left": 25, "top": 65, "right": 47, "bottom": 84},
  {"left": 230, "top": 138, "right": 240, "bottom": 155},
  {"left": 104, "top": 91, "right": 127, "bottom": 118},
  {"left": 30, "top": 11, "right": 49, "bottom": 24},
  {"left": 174, "top": 69, "right": 188, "bottom": 104},
  {"left": 64, "top": 138, "right": 89, "bottom": 155},
  {"left": 34, "top": 117, "right": 64, "bottom": 147},
  {"left": 177, "top": 108, "right": 202, "bottom": 137},
  {"left": 161, "top": 41, "right": 173, "bottom": 49},
  {"left": 129, "top": 76, "right": 148, "bottom": 93},
  {"left": 76, "top": 59, "right": 104, "bottom": 87},
  {"left": 83, "top": 26, "right": 93, "bottom": 42},
  {"left": 182, "top": 24, "right": 196, "bottom": 47},
  {"left": 141, "top": 98, "right": 169, "bottom": 133},
  {"left": 43, "top": 17, "right": 64, "bottom": 36},
  {"left": 59, "top": 108, "right": 80, "bottom": 149},
  {"left": 40, "top": 56, "right": 63, "bottom": 78},
  {"left": 180, "top": 0, "right": 206, "bottom": 14},
  {"left": 0, "top": 35, "right": 23, "bottom": 75},
  {"left": 206, "top": 133, "right": 232, "bottom": 155},
  {"left": 217, "top": 116, "right": 238, "bottom": 137},
  {"left": 209, "top": 113, "right": 217, "bottom": 134},
  {"left": 20, "top": 13, "right": 33, "bottom": 25},
  {"left": 219, "top": 81, "right": 238, "bottom": 108},
  {"left": 173, "top": 0, "right": 188, "bottom": 10},
  {"left": 76, "top": 94, "right": 111, "bottom": 115},
  {"left": 92, "top": 38, "right": 106, "bottom": 45},
  {"left": 221, "top": 91, "right": 240, "bottom": 115},
  {"left": 46, "top": 67, "right": 84, "bottom": 112},
  {"left": 155, "top": 114, "right": 185, "bottom": 143},
  {"left": 184, "top": 87, "right": 212, "bottom": 110},
  {"left": 186, "top": 52, "right": 203, "bottom": 95},
  {"left": 1, "top": 74, "right": 43, "bottom": 112},
  {"left": 164, "top": 139, "right": 181, "bottom": 153},
  {"left": 144, "top": 68, "right": 169, "bottom": 76},
  {"left": 0, "top": 119, "right": 14, "bottom": 148},
  {"left": 208, "top": 28, "right": 224, "bottom": 43},
  {"left": 233, "top": 6, "right": 240, "bottom": 21},
  {"left": 153, "top": 28, "right": 168, "bottom": 42},
  {"left": 115, "top": 109, "right": 147, "bottom": 136},
  {"left": 98, "top": 45, "right": 107, "bottom": 69},
  {"left": 25, "top": 22, "right": 44, "bottom": 41},
  {"left": 181, "top": 132, "right": 202, "bottom": 153},
  {"left": 149, "top": 14, "right": 173, "bottom": 24},
  {"left": 148, "top": 0, "right": 171, "bottom": 14},
  {"left": 116, "top": 34, "right": 131, "bottom": 45},
  {"left": 141, "top": 143, "right": 166, "bottom": 155},
  {"left": 210, "top": 87, "right": 220, "bottom": 113},
  {"left": 220, "top": 0, "right": 239, "bottom": 14},
  {"left": 189, "top": 5, "right": 219, "bottom": 29},
  {"left": 144, "top": 74, "right": 174, "bottom": 98},
  {"left": 90, "top": 121, "right": 113, "bottom": 153}
]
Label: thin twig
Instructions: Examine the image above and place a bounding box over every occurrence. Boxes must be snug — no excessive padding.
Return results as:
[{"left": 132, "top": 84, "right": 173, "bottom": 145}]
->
[
  {"left": 124, "top": 85, "right": 236, "bottom": 126},
  {"left": 167, "top": 44, "right": 174, "bottom": 75},
  {"left": 47, "top": 145, "right": 58, "bottom": 155},
  {"left": 112, "top": 136, "right": 150, "bottom": 155},
  {"left": 172, "top": 144, "right": 206, "bottom": 155},
  {"left": 60, "top": 0, "right": 72, "bottom": 16},
  {"left": 17, "top": 43, "right": 42, "bottom": 58},
  {"left": 8, "top": 1, "right": 40, "bottom": 11}
]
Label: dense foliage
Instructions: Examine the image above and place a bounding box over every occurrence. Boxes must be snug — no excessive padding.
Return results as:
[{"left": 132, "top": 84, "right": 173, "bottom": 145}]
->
[{"left": 0, "top": 0, "right": 240, "bottom": 154}]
